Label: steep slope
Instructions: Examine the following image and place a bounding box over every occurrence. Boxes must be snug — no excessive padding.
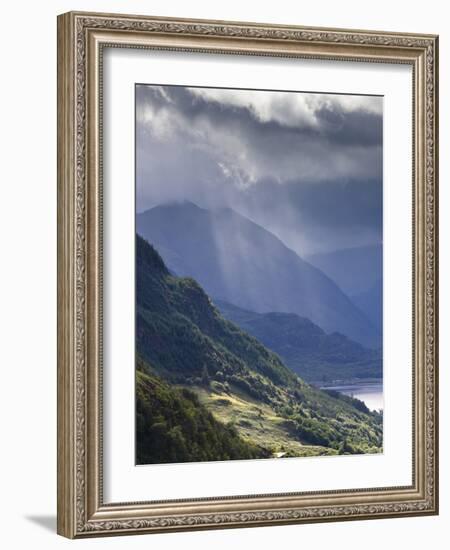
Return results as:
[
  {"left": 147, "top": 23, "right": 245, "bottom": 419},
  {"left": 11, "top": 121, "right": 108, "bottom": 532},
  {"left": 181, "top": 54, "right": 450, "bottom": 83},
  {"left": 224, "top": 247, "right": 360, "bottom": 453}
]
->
[
  {"left": 137, "top": 202, "right": 379, "bottom": 348},
  {"left": 136, "top": 356, "right": 267, "bottom": 464},
  {"left": 215, "top": 299, "right": 382, "bottom": 383},
  {"left": 306, "top": 244, "right": 382, "bottom": 297},
  {"left": 136, "top": 235, "right": 383, "bottom": 460},
  {"left": 351, "top": 278, "right": 383, "bottom": 333}
]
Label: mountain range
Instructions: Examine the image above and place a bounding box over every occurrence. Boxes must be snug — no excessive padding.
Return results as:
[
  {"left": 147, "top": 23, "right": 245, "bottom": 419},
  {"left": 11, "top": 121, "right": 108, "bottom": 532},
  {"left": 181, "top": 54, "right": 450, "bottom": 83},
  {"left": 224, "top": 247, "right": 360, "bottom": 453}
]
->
[
  {"left": 136, "top": 234, "right": 383, "bottom": 463},
  {"left": 137, "top": 202, "right": 380, "bottom": 348},
  {"left": 215, "top": 299, "right": 382, "bottom": 383}
]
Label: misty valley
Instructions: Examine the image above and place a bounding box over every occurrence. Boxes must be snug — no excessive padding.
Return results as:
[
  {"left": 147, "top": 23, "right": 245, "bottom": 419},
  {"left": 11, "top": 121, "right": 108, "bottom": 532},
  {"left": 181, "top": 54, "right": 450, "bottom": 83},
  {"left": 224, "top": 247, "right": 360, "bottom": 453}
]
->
[{"left": 135, "top": 84, "right": 383, "bottom": 465}]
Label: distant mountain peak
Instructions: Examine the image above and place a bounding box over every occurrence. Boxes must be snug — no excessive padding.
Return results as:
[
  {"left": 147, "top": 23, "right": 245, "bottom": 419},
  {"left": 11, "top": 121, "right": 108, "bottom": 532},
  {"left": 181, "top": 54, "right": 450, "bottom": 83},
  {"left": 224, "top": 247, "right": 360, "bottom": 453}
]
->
[
  {"left": 144, "top": 199, "right": 206, "bottom": 212},
  {"left": 215, "top": 205, "right": 240, "bottom": 216}
]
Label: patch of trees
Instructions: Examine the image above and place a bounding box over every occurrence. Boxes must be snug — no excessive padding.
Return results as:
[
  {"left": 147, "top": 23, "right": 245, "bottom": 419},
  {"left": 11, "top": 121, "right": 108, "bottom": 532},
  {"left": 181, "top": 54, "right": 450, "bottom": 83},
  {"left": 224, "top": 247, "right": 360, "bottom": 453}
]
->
[{"left": 136, "top": 362, "right": 268, "bottom": 465}]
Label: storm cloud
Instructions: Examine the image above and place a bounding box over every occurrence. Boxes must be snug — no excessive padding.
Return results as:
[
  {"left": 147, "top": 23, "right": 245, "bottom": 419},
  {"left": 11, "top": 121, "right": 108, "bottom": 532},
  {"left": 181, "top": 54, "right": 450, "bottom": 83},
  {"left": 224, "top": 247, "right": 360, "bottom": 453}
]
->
[{"left": 136, "top": 84, "right": 383, "bottom": 255}]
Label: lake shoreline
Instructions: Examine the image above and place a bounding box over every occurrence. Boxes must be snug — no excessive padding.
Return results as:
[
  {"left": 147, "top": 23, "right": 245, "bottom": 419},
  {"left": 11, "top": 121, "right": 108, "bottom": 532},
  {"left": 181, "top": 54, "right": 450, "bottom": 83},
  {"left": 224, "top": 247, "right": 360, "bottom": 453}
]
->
[
  {"left": 313, "top": 379, "right": 384, "bottom": 412},
  {"left": 309, "top": 377, "right": 383, "bottom": 389}
]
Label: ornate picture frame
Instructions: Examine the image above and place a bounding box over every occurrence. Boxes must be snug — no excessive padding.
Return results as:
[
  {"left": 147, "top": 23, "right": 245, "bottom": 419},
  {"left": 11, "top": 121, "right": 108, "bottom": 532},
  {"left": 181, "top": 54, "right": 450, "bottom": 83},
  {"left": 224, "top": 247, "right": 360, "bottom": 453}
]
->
[{"left": 57, "top": 11, "right": 438, "bottom": 538}]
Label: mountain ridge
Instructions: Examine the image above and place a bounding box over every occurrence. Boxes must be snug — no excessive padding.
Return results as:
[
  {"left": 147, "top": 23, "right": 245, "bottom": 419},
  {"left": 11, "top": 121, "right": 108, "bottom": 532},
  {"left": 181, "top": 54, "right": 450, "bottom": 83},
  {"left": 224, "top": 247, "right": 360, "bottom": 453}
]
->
[
  {"left": 351, "top": 278, "right": 383, "bottom": 332},
  {"left": 137, "top": 202, "right": 380, "bottom": 348},
  {"left": 215, "top": 299, "right": 382, "bottom": 383},
  {"left": 306, "top": 244, "right": 382, "bottom": 296}
]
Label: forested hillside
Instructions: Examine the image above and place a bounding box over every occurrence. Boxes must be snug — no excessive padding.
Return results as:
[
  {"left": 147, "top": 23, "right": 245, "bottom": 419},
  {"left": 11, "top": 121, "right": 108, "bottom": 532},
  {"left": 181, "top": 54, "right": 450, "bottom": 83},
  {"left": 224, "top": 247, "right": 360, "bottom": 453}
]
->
[
  {"left": 136, "top": 356, "right": 267, "bottom": 464},
  {"left": 215, "top": 299, "right": 381, "bottom": 383},
  {"left": 136, "top": 235, "right": 383, "bottom": 463}
]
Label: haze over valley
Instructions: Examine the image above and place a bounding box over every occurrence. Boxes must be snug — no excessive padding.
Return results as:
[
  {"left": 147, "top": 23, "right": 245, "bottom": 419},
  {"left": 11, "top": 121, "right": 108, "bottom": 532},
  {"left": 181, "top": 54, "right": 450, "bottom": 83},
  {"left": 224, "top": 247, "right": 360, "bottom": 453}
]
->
[
  {"left": 137, "top": 202, "right": 381, "bottom": 351},
  {"left": 135, "top": 84, "right": 384, "bottom": 464}
]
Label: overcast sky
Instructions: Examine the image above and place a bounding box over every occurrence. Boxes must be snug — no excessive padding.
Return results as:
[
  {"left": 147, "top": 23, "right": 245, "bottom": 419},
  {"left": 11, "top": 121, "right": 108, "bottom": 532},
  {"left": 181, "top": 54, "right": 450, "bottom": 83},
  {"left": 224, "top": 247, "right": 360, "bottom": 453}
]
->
[{"left": 136, "top": 84, "right": 383, "bottom": 256}]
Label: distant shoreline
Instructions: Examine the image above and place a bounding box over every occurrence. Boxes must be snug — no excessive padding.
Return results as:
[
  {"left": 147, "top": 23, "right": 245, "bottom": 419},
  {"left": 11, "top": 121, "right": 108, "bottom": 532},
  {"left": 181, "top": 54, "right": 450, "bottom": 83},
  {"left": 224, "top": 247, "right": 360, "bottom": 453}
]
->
[
  {"left": 316, "top": 379, "right": 384, "bottom": 412},
  {"left": 309, "top": 377, "right": 382, "bottom": 389}
]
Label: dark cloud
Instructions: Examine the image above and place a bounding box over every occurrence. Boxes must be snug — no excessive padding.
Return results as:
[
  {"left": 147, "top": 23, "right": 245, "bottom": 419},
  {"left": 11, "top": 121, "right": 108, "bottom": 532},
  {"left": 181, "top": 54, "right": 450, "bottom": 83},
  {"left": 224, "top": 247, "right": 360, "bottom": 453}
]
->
[
  {"left": 314, "top": 105, "right": 383, "bottom": 146},
  {"left": 136, "top": 84, "right": 383, "bottom": 255}
]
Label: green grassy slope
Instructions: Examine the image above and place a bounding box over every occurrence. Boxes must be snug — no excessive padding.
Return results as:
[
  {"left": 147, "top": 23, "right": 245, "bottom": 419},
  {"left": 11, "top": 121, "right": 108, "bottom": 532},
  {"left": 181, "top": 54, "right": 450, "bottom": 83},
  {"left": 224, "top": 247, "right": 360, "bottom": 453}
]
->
[
  {"left": 136, "top": 235, "right": 383, "bottom": 462},
  {"left": 136, "top": 356, "right": 268, "bottom": 464}
]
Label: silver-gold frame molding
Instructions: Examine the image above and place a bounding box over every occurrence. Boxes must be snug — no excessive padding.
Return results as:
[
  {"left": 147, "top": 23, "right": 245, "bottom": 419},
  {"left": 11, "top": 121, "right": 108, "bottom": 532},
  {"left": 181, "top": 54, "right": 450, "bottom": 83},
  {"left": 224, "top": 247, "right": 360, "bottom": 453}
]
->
[{"left": 57, "top": 11, "right": 439, "bottom": 539}]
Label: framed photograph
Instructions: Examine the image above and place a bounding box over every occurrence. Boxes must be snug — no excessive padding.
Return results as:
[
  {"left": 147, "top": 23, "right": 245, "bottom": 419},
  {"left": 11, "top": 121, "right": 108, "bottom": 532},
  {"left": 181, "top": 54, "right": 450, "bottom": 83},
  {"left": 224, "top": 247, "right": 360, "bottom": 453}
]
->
[{"left": 57, "top": 11, "right": 439, "bottom": 538}]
